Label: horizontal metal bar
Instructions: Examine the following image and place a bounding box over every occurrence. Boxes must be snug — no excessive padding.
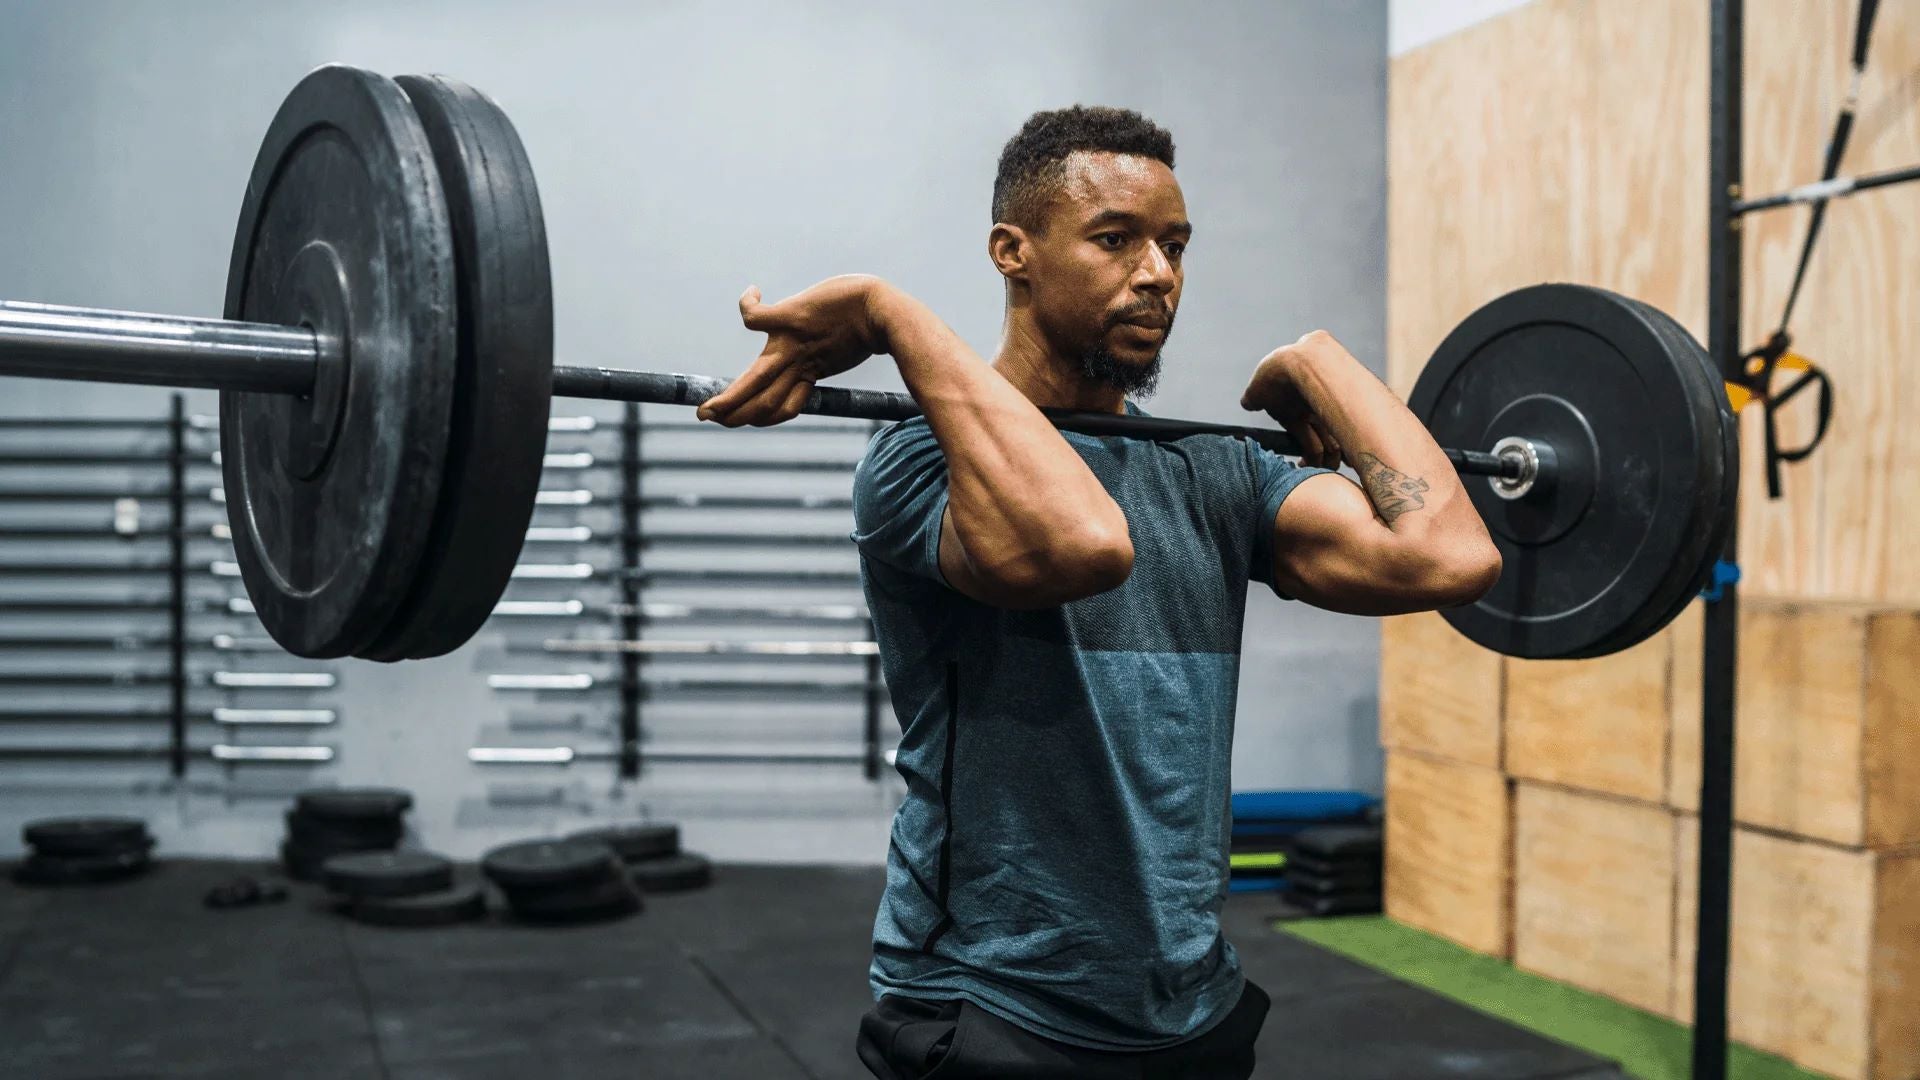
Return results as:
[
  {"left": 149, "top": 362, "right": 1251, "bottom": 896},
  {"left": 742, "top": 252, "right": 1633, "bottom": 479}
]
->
[
  {"left": 618, "top": 567, "right": 860, "bottom": 584},
  {"left": 641, "top": 493, "right": 852, "bottom": 511},
  {"left": 485, "top": 672, "right": 881, "bottom": 694},
  {"left": 0, "top": 488, "right": 218, "bottom": 503},
  {"left": 210, "top": 707, "right": 335, "bottom": 725},
  {"left": 0, "top": 742, "right": 331, "bottom": 761},
  {"left": 0, "top": 524, "right": 230, "bottom": 541},
  {"left": 0, "top": 708, "right": 331, "bottom": 725},
  {"left": 0, "top": 301, "right": 322, "bottom": 393},
  {"left": 509, "top": 563, "right": 594, "bottom": 580},
  {"left": 1733, "top": 161, "right": 1920, "bottom": 213},
  {"left": 488, "top": 599, "right": 869, "bottom": 621},
  {"left": 0, "top": 633, "right": 279, "bottom": 652},
  {"left": 487, "top": 672, "right": 596, "bottom": 690},
  {"left": 524, "top": 526, "right": 595, "bottom": 543},
  {"left": 469, "top": 745, "right": 575, "bottom": 764},
  {"left": 0, "top": 417, "right": 176, "bottom": 430},
  {"left": 612, "top": 601, "right": 869, "bottom": 621},
  {"left": 640, "top": 532, "right": 850, "bottom": 547},
  {"left": 469, "top": 744, "right": 875, "bottom": 765},
  {"left": 0, "top": 452, "right": 217, "bottom": 466},
  {"left": 543, "top": 639, "right": 877, "bottom": 656},
  {"left": 491, "top": 599, "right": 586, "bottom": 617},
  {"left": 0, "top": 597, "right": 176, "bottom": 612},
  {"left": 0, "top": 709, "right": 177, "bottom": 722},
  {"left": 209, "top": 671, "right": 334, "bottom": 689},
  {"left": 550, "top": 366, "right": 1518, "bottom": 480},
  {"left": 0, "top": 670, "right": 331, "bottom": 688},
  {"left": 638, "top": 419, "right": 877, "bottom": 434},
  {"left": 209, "top": 743, "right": 333, "bottom": 762},
  {"left": 640, "top": 458, "right": 859, "bottom": 472}
]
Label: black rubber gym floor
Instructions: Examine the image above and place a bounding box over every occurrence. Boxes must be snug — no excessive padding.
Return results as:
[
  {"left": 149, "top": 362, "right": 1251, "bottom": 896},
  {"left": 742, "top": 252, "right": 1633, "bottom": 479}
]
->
[{"left": 0, "top": 860, "right": 1622, "bottom": 1079}]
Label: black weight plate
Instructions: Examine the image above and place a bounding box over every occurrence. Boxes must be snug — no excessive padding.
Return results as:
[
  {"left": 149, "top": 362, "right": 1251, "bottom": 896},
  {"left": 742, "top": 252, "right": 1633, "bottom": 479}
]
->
[
  {"left": 481, "top": 838, "right": 622, "bottom": 890},
  {"left": 1289, "top": 825, "right": 1382, "bottom": 861},
  {"left": 359, "top": 75, "right": 553, "bottom": 662},
  {"left": 281, "top": 838, "right": 328, "bottom": 882},
  {"left": 285, "top": 809, "right": 402, "bottom": 851},
  {"left": 295, "top": 787, "right": 414, "bottom": 821},
  {"left": 13, "top": 849, "right": 151, "bottom": 886},
  {"left": 320, "top": 850, "right": 454, "bottom": 899},
  {"left": 506, "top": 874, "right": 643, "bottom": 923},
  {"left": 631, "top": 852, "right": 713, "bottom": 894},
  {"left": 220, "top": 64, "right": 457, "bottom": 659},
  {"left": 350, "top": 883, "right": 488, "bottom": 927},
  {"left": 1408, "top": 284, "right": 1728, "bottom": 660},
  {"left": 1619, "top": 302, "right": 1741, "bottom": 648},
  {"left": 565, "top": 822, "right": 680, "bottom": 863},
  {"left": 23, "top": 816, "right": 150, "bottom": 857}
]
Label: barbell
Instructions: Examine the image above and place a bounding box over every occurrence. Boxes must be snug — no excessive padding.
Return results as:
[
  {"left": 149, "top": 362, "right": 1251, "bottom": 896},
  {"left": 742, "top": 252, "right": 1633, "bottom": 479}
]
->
[{"left": 0, "top": 64, "right": 1738, "bottom": 663}]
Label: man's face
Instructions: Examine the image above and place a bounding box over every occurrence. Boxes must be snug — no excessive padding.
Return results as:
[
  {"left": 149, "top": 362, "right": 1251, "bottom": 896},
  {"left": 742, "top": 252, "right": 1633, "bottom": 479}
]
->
[{"left": 1025, "top": 151, "right": 1190, "bottom": 396}]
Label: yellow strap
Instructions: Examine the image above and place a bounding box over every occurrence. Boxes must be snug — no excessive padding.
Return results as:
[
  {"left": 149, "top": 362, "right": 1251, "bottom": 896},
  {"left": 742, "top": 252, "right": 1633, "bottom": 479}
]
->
[
  {"left": 1727, "top": 352, "right": 1820, "bottom": 412},
  {"left": 1229, "top": 851, "right": 1286, "bottom": 870}
]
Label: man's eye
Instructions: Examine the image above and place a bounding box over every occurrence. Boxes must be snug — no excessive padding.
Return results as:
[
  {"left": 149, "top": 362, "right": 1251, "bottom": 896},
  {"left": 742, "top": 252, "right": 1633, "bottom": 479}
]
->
[
  {"left": 1099, "top": 233, "right": 1127, "bottom": 248},
  {"left": 1164, "top": 242, "right": 1185, "bottom": 258}
]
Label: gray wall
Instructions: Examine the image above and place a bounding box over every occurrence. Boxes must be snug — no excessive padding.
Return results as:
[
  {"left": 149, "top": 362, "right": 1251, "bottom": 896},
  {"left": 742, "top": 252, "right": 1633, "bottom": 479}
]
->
[{"left": 0, "top": 0, "right": 1387, "bottom": 863}]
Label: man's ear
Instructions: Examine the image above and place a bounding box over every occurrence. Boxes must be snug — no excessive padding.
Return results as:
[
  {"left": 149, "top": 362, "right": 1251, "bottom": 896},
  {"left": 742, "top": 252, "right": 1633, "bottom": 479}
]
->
[{"left": 988, "top": 223, "right": 1031, "bottom": 283}]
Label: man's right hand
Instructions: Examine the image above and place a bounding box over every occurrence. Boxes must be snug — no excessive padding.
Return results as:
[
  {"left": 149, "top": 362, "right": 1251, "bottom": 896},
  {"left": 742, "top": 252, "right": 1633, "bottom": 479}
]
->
[{"left": 698, "top": 275, "right": 892, "bottom": 427}]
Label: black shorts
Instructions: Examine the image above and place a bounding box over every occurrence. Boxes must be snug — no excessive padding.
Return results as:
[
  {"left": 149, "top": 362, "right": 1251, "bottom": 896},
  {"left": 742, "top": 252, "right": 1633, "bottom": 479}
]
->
[{"left": 856, "top": 979, "right": 1271, "bottom": 1080}]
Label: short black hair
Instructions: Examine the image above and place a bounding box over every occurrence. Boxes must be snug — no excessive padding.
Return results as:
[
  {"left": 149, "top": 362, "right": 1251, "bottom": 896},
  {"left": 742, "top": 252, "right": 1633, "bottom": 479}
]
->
[{"left": 991, "top": 105, "right": 1176, "bottom": 233}]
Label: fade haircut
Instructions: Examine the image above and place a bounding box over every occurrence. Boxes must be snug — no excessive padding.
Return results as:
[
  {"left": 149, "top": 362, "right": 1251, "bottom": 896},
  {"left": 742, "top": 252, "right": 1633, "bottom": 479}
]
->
[{"left": 991, "top": 105, "right": 1176, "bottom": 233}]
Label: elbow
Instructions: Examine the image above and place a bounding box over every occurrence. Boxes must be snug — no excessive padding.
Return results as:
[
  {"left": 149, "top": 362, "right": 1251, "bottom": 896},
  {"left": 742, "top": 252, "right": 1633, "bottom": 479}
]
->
[
  {"left": 1428, "top": 542, "right": 1502, "bottom": 607},
  {"left": 978, "top": 524, "right": 1134, "bottom": 606}
]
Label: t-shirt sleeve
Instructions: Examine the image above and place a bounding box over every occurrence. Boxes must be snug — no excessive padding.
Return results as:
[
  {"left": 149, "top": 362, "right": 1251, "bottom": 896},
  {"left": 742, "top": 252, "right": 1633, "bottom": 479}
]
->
[
  {"left": 1247, "top": 442, "right": 1334, "bottom": 598},
  {"left": 849, "top": 419, "right": 952, "bottom": 586}
]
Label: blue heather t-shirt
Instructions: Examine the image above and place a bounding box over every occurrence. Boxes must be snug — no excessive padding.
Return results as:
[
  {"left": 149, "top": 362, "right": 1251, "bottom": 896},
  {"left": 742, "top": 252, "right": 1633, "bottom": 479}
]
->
[{"left": 850, "top": 402, "right": 1329, "bottom": 1051}]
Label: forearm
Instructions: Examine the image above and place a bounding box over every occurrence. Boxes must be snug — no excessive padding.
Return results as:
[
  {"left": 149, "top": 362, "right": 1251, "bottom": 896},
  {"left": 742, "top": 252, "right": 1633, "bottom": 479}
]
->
[
  {"left": 1282, "top": 350, "right": 1478, "bottom": 538},
  {"left": 868, "top": 285, "right": 1129, "bottom": 569}
]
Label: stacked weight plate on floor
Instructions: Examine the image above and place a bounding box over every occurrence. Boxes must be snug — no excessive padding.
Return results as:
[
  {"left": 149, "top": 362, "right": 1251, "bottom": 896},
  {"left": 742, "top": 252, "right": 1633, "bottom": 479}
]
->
[
  {"left": 322, "top": 850, "right": 486, "bottom": 928},
  {"left": 1280, "top": 824, "right": 1383, "bottom": 917},
  {"left": 15, "top": 816, "right": 155, "bottom": 885},
  {"left": 282, "top": 787, "right": 412, "bottom": 882},
  {"left": 1407, "top": 284, "right": 1740, "bottom": 660},
  {"left": 568, "top": 822, "right": 714, "bottom": 894},
  {"left": 483, "top": 838, "right": 644, "bottom": 922},
  {"left": 218, "top": 65, "right": 552, "bottom": 661}
]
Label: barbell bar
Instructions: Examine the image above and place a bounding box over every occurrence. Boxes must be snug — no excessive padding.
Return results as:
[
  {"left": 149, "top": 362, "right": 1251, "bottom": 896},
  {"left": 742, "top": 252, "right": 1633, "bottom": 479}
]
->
[
  {"left": 0, "top": 64, "right": 1738, "bottom": 663},
  {"left": 0, "top": 300, "right": 1507, "bottom": 480}
]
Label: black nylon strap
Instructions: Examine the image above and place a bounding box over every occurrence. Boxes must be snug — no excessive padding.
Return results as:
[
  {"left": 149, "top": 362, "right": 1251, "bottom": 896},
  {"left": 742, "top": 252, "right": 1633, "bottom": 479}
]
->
[{"left": 1774, "top": 0, "right": 1880, "bottom": 333}]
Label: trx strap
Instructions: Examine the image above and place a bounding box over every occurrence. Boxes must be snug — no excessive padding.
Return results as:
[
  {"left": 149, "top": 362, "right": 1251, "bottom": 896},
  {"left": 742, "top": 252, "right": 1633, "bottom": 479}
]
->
[{"left": 1745, "top": 0, "right": 1878, "bottom": 498}]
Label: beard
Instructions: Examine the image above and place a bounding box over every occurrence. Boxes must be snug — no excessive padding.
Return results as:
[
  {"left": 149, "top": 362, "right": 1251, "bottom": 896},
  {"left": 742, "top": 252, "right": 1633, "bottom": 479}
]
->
[
  {"left": 1075, "top": 341, "right": 1164, "bottom": 398},
  {"left": 1074, "top": 302, "right": 1173, "bottom": 398}
]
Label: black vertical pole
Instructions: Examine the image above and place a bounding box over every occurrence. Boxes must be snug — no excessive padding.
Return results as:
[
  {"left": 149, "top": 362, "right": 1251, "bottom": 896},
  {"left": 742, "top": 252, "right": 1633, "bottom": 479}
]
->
[
  {"left": 863, "top": 424, "right": 882, "bottom": 780},
  {"left": 619, "top": 405, "right": 642, "bottom": 779},
  {"left": 167, "top": 394, "right": 188, "bottom": 779},
  {"left": 1696, "top": 1, "right": 1742, "bottom": 1077}
]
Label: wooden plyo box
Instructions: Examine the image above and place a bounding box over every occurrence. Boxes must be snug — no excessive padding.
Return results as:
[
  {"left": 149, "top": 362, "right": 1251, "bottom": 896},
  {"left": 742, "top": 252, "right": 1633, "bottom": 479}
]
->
[
  {"left": 1673, "top": 822, "right": 1920, "bottom": 1080},
  {"left": 1512, "top": 783, "right": 1678, "bottom": 1015},
  {"left": 1384, "top": 749, "right": 1512, "bottom": 958},
  {"left": 1669, "top": 601, "right": 1920, "bottom": 849}
]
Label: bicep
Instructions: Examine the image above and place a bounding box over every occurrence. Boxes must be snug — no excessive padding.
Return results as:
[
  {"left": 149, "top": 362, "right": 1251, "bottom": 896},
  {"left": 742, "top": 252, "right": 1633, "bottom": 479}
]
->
[{"left": 1268, "top": 472, "right": 1450, "bottom": 615}]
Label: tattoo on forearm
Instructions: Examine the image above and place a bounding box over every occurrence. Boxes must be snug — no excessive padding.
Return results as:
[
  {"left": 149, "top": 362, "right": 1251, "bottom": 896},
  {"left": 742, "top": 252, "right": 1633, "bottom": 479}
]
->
[{"left": 1356, "top": 453, "right": 1430, "bottom": 525}]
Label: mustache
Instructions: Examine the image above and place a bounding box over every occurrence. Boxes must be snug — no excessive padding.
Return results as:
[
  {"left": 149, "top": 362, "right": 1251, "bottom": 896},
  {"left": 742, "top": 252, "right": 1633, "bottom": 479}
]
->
[{"left": 1108, "top": 302, "right": 1174, "bottom": 329}]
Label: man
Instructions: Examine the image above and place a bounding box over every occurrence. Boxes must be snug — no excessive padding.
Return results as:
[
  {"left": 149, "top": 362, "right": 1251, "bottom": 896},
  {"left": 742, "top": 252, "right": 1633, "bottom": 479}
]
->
[{"left": 698, "top": 106, "right": 1500, "bottom": 1079}]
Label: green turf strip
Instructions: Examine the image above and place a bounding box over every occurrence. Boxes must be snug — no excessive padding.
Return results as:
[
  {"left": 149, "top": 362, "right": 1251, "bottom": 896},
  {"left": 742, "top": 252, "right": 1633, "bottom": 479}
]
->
[{"left": 1278, "top": 916, "right": 1826, "bottom": 1080}]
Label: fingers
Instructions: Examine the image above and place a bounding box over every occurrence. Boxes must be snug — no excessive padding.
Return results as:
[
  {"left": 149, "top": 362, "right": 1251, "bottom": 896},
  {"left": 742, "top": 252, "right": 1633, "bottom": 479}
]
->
[
  {"left": 1310, "top": 419, "right": 1344, "bottom": 470},
  {"left": 709, "top": 367, "right": 809, "bottom": 428},
  {"left": 697, "top": 347, "right": 790, "bottom": 423},
  {"left": 738, "top": 286, "right": 778, "bottom": 331}
]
